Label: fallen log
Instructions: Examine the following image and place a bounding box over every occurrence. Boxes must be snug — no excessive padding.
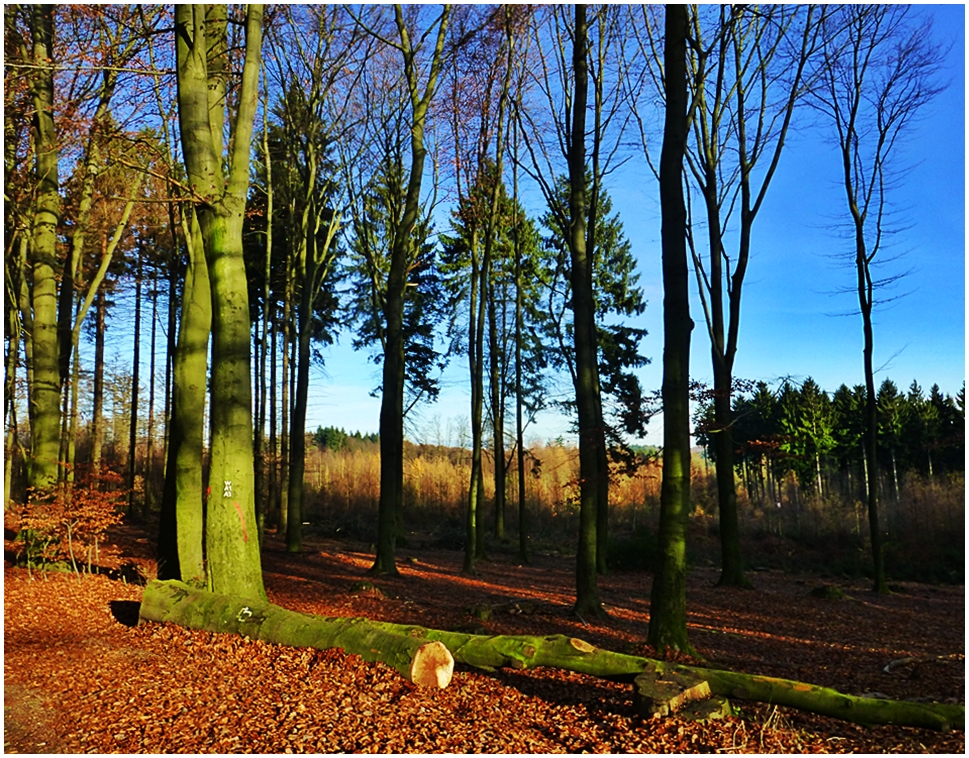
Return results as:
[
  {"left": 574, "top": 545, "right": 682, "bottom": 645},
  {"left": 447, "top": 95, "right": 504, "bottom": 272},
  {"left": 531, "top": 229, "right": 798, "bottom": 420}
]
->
[
  {"left": 138, "top": 580, "right": 453, "bottom": 688},
  {"left": 138, "top": 580, "right": 963, "bottom": 731},
  {"left": 362, "top": 621, "right": 963, "bottom": 732}
]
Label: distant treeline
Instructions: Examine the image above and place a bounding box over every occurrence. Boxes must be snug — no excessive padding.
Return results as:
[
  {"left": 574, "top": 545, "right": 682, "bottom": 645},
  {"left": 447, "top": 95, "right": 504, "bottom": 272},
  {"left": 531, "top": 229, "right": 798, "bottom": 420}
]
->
[{"left": 695, "top": 377, "right": 964, "bottom": 505}]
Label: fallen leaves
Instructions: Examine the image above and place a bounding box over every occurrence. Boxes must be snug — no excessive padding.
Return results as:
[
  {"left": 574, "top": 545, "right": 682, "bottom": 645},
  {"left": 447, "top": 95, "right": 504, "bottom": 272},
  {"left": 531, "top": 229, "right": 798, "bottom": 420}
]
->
[{"left": 3, "top": 525, "right": 965, "bottom": 753}]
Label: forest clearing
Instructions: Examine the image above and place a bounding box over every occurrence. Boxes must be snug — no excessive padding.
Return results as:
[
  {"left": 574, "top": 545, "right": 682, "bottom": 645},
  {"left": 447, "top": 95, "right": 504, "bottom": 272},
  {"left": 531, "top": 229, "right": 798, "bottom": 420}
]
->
[
  {"left": 3, "top": 522, "right": 965, "bottom": 754},
  {"left": 6, "top": 4, "right": 964, "bottom": 754}
]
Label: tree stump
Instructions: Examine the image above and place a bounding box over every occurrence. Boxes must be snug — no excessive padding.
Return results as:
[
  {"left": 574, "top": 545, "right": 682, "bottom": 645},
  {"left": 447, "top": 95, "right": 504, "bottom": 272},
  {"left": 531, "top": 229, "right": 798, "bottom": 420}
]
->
[{"left": 633, "top": 666, "right": 713, "bottom": 717}]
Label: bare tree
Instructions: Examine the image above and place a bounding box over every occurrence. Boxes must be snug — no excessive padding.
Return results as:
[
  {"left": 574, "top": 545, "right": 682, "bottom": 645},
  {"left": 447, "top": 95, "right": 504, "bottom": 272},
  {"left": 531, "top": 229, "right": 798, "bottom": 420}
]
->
[
  {"left": 811, "top": 4, "right": 945, "bottom": 592},
  {"left": 348, "top": 4, "right": 452, "bottom": 576},
  {"left": 515, "top": 3, "right": 635, "bottom": 618}
]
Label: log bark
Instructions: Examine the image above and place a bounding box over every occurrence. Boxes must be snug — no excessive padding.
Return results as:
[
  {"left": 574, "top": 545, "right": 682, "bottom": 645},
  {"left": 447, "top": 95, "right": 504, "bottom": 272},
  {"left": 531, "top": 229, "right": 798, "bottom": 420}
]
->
[
  {"left": 365, "top": 622, "right": 963, "bottom": 732},
  {"left": 139, "top": 580, "right": 453, "bottom": 688},
  {"left": 139, "top": 580, "right": 962, "bottom": 731}
]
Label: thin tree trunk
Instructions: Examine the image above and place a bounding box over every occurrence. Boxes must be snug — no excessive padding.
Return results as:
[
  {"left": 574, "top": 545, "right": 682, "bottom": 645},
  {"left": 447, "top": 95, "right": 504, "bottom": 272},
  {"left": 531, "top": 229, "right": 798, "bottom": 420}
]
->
[
  {"left": 254, "top": 83, "right": 273, "bottom": 544},
  {"left": 145, "top": 271, "right": 158, "bottom": 517},
  {"left": 372, "top": 5, "right": 451, "bottom": 577},
  {"left": 489, "top": 270, "right": 505, "bottom": 541},
  {"left": 279, "top": 276, "right": 292, "bottom": 537},
  {"left": 90, "top": 289, "right": 106, "bottom": 482},
  {"left": 286, "top": 287, "right": 313, "bottom": 554},
  {"left": 269, "top": 304, "right": 279, "bottom": 529},
  {"left": 464, "top": 229, "right": 483, "bottom": 575},
  {"left": 127, "top": 259, "right": 143, "bottom": 515}
]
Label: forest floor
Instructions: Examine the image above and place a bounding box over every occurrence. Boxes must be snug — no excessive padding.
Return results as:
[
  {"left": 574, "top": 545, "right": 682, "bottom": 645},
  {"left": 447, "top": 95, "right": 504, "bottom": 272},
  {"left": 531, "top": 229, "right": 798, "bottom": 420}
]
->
[{"left": 3, "top": 523, "right": 965, "bottom": 754}]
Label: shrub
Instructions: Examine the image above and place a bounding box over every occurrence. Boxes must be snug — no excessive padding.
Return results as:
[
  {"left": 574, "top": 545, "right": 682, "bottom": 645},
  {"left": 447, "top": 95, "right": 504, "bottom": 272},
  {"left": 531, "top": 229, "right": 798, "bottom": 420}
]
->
[{"left": 13, "top": 471, "right": 126, "bottom": 576}]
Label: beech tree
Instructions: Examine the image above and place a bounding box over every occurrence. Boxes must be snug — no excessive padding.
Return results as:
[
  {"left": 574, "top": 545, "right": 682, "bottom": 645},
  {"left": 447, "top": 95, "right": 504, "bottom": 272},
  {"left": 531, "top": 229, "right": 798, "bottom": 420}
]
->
[
  {"left": 173, "top": 4, "right": 265, "bottom": 599},
  {"left": 648, "top": 2, "right": 695, "bottom": 656},
  {"left": 515, "top": 3, "right": 635, "bottom": 618},
  {"left": 261, "top": 5, "right": 364, "bottom": 553},
  {"left": 812, "top": 4, "right": 945, "bottom": 592},
  {"left": 441, "top": 5, "right": 521, "bottom": 571},
  {"left": 348, "top": 4, "right": 451, "bottom": 576},
  {"left": 16, "top": 5, "right": 61, "bottom": 491}
]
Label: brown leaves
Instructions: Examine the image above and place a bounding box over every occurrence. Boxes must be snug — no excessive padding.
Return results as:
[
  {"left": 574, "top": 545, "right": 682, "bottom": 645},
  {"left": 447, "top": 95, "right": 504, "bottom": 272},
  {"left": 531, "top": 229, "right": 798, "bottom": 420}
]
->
[{"left": 3, "top": 529, "right": 965, "bottom": 754}]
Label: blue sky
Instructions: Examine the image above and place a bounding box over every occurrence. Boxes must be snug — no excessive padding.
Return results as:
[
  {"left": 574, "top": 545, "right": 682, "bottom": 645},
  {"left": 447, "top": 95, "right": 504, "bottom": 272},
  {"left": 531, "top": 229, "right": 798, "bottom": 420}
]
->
[{"left": 299, "top": 4, "right": 965, "bottom": 448}]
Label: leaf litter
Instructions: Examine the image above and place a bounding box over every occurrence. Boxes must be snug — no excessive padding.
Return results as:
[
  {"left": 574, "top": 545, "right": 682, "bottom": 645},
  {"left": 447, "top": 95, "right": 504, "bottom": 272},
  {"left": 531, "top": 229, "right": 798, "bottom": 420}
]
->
[{"left": 3, "top": 524, "right": 964, "bottom": 753}]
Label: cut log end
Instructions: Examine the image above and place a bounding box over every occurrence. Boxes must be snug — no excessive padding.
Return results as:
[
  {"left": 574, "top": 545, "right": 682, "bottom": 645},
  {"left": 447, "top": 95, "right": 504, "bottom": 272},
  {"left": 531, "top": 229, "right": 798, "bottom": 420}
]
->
[{"left": 410, "top": 640, "right": 455, "bottom": 689}]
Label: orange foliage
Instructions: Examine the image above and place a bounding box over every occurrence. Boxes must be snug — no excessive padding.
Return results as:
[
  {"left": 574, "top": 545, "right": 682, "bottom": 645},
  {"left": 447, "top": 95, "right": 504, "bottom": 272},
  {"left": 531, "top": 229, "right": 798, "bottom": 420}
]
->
[{"left": 10, "top": 469, "right": 126, "bottom": 574}]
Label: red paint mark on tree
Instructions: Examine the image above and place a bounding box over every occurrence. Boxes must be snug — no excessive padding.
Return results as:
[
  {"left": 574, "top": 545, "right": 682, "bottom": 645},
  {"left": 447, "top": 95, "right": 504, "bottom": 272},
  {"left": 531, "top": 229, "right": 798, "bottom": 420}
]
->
[{"left": 232, "top": 501, "right": 248, "bottom": 543}]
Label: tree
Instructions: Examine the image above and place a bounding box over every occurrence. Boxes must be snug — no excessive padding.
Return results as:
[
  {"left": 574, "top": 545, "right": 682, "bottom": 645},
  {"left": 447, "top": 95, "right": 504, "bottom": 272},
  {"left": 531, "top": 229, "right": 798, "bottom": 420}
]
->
[
  {"left": 262, "top": 6, "right": 363, "bottom": 553},
  {"left": 441, "top": 5, "right": 519, "bottom": 571},
  {"left": 347, "top": 4, "right": 451, "bottom": 575},
  {"left": 647, "top": 3, "right": 696, "bottom": 656},
  {"left": 514, "top": 4, "right": 637, "bottom": 613},
  {"left": 173, "top": 4, "right": 266, "bottom": 600},
  {"left": 537, "top": 176, "right": 649, "bottom": 465},
  {"left": 18, "top": 5, "right": 61, "bottom": 491},
  {"left": 812, "top": 4, "right": 945, "bottom": 592},
  {"left": 682, "top": 6, "right": 824, "bottom": 587}
]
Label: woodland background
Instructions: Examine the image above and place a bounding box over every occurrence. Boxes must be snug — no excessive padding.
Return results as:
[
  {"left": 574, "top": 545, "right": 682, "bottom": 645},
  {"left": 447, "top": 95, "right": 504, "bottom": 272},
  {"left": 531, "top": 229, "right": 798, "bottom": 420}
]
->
[{"left": 4, "top": 1, "right": 964, "bottom": 668}]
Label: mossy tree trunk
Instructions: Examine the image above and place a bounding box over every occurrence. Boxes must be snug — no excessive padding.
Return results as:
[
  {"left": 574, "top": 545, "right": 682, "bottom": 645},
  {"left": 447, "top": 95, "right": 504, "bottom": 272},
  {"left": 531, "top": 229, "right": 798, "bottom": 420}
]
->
[
  {"left": 158, "top": 212, "right": 209, "bottom": 586},
  {"left": 24, "top": 5, "right": 61, "bottom": 492},
  {"left": 174, "top": 4, "right": 265, "bottom": 601},
  {"left": 140, "top": 579, "right": 963, "bottom": 732},
  {"left": 140, "top": 580, "right": 454, "bottom": 688}
]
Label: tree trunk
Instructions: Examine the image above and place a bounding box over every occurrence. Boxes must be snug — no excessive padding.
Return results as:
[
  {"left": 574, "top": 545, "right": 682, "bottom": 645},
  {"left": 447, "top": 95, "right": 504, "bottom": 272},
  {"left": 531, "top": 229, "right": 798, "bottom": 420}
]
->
[
  {"left": 464, "top": 230, "right": 483, "bottom": 575},
  {"left": 713, "top": 372, "right": 748, "bottom": 587},
  {"left": 268, "top": 304, "right": 279, "bottom": 529},
  {"left": 25, "top": 5, "right": 62, "bottom": 492},
  {"left": 90, "top": 289, "right": 106, "bottom": 480},
  {"left": 372, "top": 6, "right": 450, "bottom": 576},
  {"left": 158, "top": 213, "right": 209, "bottom": 585},
  {"left": 376, "top": 622, "right": 962, "bottom": 731},
  {"left": 139, "top": 580, "right": 454, "bottom": 688},
  {"left": 649, "top": 3, "right": 695, "bottom": 656},
  {"left": 139, "top": 579, "right": 963, "bottom": 731},
  {"left": 254, "top": 102, "right": 273, "bottom": 543},
  {"left": 145, "top": 274, "right": 158, "bottom": 516},
  {"left": 127, "top": 260, "right": 143, "bottom": 514},
  {"left": 286, "top": 285, "right": 313, "bottom": 554},
  {"left": 489, "top": 282, "right": 506, "bottom": 541},
  {"left": 279, "top": 275, "right": 291, "bottom": 536},
  {"left": 174, "top": 4, "right": 266, "bottom": 600},
  {"left": 568, "top": 4, "right": 605, "bottom": 620}
]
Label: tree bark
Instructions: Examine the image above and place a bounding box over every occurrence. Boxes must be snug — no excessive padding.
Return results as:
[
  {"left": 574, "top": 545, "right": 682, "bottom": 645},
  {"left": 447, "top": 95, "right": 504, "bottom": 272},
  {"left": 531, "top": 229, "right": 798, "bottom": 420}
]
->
[
  {"left": 25, "top": 5, "right": 62, "bottom": 492},
  {"left": 372, "top": 622, "right": 963, "bottom": 731},
  {"left": 174, "top": 4, "right": 265, "bottom": 600},
  {"left": 371, "top": 5, "right": 451, "bottom": 576},
  {"left": 649, "top": 3, "right": 695, "bottom": 656},
  {"left": 139, "top": 579, "right": 962, "bottom": 731},
  {"left": 568, "top": 4, "right": 605, "bottom": 620},
  {"left": 139, "top": 580, "right": 454, "bottom": 688},
  {"left": 127, "top": 259, "right": 142, "bottom": 514},
  {"left": 158, "top": 212, "right": 209, "bottom": 585}
]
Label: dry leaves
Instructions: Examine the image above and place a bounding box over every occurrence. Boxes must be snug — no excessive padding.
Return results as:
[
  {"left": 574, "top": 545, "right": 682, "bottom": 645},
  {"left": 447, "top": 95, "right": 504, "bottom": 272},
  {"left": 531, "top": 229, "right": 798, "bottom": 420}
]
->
[{"left": 3, "top": 525, "right": 964, "bottom": 753}]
